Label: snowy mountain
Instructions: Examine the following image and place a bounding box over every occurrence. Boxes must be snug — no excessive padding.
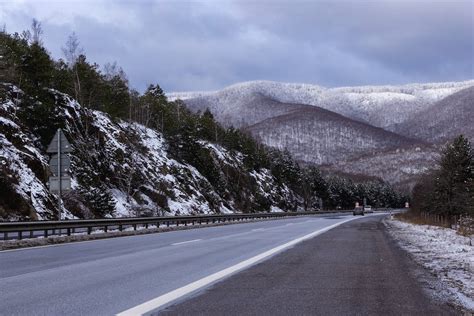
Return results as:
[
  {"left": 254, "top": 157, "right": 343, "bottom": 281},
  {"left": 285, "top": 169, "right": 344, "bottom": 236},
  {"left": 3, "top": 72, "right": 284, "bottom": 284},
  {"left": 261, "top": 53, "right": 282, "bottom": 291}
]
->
[
  {"left": 171, "top": 79, "right": 474, "bottom": 187},
  {"left": 0, "top": 84, "right": 296, "bottom": 220},
  {"left": 170, "top": 79, "right": 474, "bottom": 129},
  {"left": 393, "top": 86, "right": 474, "bottom": 143},
  {"left": 245, "top": 100, "right": 420, "bottom": 165}
]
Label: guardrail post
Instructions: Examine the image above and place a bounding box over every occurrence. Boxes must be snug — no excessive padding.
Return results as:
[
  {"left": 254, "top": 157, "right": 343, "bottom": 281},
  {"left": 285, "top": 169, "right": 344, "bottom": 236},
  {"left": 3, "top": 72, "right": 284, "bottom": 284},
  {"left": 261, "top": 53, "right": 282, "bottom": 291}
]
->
[
  {"left": 18, "top": 231, "right": 22, "bottom": 240},
  {"left": 3, "top": 232, "right": 7, "bottom": 240},
  {"left": 156, "top": 222, "right": 160, "bottom": 228},
  {"left": 44, "top": 230, "right": 48, "bottom": 238},
  {"left": 167, "top": 221, "right": 170, "bottom": 227},
  {"left": 119, "top": 225, "right": 123, "bottom": 232},
  {"left": 67, "top": 228, "right": 71, "bottom": 236},
  {"left": 145, "top": 223, "right": 148, "bottom": 229},
  {"left": 87, "top": 227, "right": 92, "bottom": 235},
  {"left": 133, "top": 224, "right": 137, "bottom": 231},
  {"left": 104, "top": 226, "right": 108, "bottom": 233},
  {"left": 29, "top": 230, "right": 34, "bottom": 238}
]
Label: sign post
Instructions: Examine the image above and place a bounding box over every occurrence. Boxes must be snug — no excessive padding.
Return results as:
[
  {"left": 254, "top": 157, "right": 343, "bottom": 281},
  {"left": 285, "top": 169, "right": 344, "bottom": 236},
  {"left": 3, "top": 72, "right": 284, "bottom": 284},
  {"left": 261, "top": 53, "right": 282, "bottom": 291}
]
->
[{"left": 47, "top": 129, "right": 72, "bottom": 220}]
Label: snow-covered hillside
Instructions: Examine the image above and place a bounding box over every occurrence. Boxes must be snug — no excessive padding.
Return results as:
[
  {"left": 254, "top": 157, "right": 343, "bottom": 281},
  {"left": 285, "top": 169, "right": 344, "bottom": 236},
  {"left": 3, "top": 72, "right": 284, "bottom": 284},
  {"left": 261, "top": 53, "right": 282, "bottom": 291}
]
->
[
  {"left": 393, "top": 86, "right": 474, "bottom": 143},
  {"left": 0, "top": 84, "right": 296, "bottom": 220},
  {"left": 247, "top": 105, "right": 418, "bottom": 165},
  {"left": 171, "top": 80, "right": 473, "bottom": 188},
  {"left": 322, "top": 145, "right": 441, "bottom": 189},
  {"left": 170, "top": 80, "right": 474, "bottom": 129}
]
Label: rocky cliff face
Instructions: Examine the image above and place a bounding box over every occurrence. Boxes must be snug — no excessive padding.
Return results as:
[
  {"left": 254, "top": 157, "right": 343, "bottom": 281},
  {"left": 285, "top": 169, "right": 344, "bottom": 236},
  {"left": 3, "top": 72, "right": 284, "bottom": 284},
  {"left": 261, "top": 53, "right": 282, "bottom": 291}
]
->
[{"left": 0, "top": 83, "right": 296, "bottom": 220}]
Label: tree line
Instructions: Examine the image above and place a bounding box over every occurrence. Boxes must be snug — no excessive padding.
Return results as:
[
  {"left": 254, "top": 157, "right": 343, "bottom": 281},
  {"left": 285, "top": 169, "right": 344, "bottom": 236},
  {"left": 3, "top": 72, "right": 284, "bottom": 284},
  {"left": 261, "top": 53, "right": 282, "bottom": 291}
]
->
[
  {"left": 0, "top": 21, "right": 407, "bottom": 214},
  {"left": 411, "top": 135, "right": 474, "bottom": 217}
]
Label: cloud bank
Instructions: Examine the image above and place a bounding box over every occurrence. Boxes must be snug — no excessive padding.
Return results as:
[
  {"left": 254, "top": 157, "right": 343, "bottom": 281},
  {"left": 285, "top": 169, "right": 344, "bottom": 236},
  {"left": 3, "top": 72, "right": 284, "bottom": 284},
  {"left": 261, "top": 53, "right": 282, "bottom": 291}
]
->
[{"left": 1, "top": 0, "right": 473, "bottom": 92}]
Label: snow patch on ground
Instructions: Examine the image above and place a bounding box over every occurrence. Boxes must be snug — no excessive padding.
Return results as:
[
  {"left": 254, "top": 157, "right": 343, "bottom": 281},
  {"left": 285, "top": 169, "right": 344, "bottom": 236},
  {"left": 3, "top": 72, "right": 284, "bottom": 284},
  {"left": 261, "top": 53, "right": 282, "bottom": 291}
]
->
[
  {"left": 270, "top": 206, "right": 284, "bottom": 213},
  {"left": 110, "top": 188, "right": 132, "bottom": 217},
  {"left": 0, "top": 116, "right": 20, "bottom": 128},
  {"left": 385, "top": 218, "right": 473, "bottom": 312}
]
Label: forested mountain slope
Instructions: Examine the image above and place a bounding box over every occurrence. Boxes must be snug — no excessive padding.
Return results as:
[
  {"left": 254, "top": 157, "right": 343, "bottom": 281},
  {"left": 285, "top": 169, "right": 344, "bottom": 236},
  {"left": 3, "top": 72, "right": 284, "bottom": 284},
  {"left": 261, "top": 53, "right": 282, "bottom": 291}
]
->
[
  {"left": 170, "top": 80, "right": 474, "bottom": 129},
  {"left": 184, "top": 92, "right": 309, "bottom": 128},
  {"left": 321, "top": 145, "right": 441, "bottom": 189},
  {"left": 246, "top": 101, "right": 421, "bottom": 165},
  {"left": 392, "top": 86, "right": 474, "bottom": 143},
  {"left": 172, "top": 80, "right": 473, "bottom": 188}
]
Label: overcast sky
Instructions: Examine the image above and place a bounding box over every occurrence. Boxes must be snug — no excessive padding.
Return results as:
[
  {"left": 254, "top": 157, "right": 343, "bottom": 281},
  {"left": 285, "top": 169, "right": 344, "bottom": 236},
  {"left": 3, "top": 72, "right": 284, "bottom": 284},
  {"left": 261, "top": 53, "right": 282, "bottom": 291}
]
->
[{"left": 1, "top": 0, "right": 473, "bottom": 92}]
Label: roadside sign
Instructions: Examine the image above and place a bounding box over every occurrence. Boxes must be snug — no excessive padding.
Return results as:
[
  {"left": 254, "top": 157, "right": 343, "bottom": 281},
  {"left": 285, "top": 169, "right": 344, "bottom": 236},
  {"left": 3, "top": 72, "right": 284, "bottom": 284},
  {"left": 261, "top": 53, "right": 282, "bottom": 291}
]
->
[
  {"left": 47, "top": 129, "right": 72, "bottom": 153},
  {"left": 46, "top": 128, "right": 72, "bottom": 220},
  {"left": 49, "top": 154, "right": 71, "bottom": 176},
  {"left": 48, "top": 177, "right": 72, "bottom": 192}
]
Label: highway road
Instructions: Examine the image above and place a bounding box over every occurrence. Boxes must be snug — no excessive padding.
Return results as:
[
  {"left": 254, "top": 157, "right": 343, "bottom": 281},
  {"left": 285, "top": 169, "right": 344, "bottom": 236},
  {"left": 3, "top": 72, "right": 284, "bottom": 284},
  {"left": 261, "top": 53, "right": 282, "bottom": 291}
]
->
[
  {"left": 0, "top": 213, "right": 454, "bottom": 315},
  {"left": 162, "top": 215, "right": 456, "bottom": 315}
]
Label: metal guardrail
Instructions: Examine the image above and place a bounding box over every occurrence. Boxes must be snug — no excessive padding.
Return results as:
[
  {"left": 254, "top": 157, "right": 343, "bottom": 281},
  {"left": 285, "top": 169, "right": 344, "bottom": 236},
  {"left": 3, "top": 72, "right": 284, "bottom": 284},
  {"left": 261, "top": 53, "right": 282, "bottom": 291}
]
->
[{"left": 0, "top": 210, "right": 353, "bottom": 241}]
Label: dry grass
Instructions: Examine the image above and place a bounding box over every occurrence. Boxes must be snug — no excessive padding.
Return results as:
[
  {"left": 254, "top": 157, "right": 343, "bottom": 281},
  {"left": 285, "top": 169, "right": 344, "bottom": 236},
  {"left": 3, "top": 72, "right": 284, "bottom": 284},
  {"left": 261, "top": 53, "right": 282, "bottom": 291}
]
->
[{"left": 395, "top": 212, "right": 473, "bottom": 237}]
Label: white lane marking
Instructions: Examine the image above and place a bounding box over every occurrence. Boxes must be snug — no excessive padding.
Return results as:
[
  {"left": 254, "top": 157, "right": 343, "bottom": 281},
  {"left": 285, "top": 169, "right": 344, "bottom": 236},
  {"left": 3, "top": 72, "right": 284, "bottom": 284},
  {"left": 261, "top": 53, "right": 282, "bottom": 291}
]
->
[
  {"left": 285, "top": 223, "right": 295, "bottom": 226},
  {"left": 251, "top": 228, "right": 265, "bottom": 232},
  {"left": 117, "top": 217, "right": 357, "bottom": 316},
  {"left": 171, "top": 239, "right": 202, "bottom": 246}
]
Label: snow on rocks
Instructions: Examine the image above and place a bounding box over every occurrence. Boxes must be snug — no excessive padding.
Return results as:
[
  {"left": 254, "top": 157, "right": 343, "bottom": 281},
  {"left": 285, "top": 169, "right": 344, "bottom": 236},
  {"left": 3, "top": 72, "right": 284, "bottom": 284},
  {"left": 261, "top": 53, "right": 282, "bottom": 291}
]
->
[
  {"left": 0, "top": 135, "right": 51, "bottom": 219},
  {"left": 385, "top": 218, "right": 473, "bottom": 312},
  {"left": 1, "top": 82, "right": 300, "bottom": 220}
]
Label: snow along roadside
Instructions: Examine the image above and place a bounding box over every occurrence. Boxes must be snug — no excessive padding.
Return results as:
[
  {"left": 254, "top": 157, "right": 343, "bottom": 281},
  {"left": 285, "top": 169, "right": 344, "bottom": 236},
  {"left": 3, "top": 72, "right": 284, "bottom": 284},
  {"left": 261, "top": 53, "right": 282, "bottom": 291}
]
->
[{"left": 384, "top": 218, "right": 473, "bottom": 313}]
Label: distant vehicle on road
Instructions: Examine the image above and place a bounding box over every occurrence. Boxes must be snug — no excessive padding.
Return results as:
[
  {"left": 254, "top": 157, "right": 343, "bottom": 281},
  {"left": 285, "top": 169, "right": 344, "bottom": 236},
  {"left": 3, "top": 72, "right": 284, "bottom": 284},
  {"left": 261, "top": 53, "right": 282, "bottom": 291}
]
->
[
  {"left": 353, "top": 206, "right": 364, "bottom": 216},
  {"left": 364, "top": 205, "right": 373, "bottom": 213}
]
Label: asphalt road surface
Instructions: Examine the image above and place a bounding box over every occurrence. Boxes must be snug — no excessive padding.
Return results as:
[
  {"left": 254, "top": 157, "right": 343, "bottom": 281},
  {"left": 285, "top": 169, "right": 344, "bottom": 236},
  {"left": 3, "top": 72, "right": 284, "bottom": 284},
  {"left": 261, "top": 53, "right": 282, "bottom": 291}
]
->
[
  {"left": 162, "top": 216, "right": 455, "bottom": 316},
  {"left": 0, "top": 214, "right": 454, "bottom": 315}
]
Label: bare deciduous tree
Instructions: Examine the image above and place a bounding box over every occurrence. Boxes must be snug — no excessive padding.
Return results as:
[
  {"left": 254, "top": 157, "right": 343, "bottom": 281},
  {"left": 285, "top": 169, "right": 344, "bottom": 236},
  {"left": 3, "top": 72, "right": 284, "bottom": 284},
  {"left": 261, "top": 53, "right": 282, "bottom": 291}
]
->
[
  {"left": 31, "top": 19, "right": 43, "bottom": 45},
  {"left": 62, "top": 32, "right": 83, "bottom": 103}
]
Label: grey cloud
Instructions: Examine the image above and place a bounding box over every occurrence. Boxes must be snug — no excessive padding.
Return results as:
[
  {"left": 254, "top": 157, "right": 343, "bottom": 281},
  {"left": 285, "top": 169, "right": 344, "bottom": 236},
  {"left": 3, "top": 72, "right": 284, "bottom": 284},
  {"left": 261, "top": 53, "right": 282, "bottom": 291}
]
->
[{"left": 1, "top": 0, "right": 472, "bottom": 92}]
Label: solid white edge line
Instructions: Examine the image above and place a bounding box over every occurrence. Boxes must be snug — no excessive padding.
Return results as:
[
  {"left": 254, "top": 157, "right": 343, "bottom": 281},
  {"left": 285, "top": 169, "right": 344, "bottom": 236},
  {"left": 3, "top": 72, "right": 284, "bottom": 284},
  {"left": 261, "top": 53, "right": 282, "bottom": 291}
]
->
[
  {"left": 116, "top": 216, "right": 358, "bottom": 316},
  {"left": 171, "top": 239, "right": 202, "bottom": 246}
]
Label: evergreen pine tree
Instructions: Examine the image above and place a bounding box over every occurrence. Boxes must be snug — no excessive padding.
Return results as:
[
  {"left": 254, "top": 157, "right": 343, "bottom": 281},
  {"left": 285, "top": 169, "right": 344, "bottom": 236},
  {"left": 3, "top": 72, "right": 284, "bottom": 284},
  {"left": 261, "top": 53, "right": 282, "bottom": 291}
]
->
[
  {"left": 198, "top": 108, "right": 220, "bottom": 142},
  {"left": 300, "top": 166, "right": 327, "bottom": 211},
  {"left": 79, "top": 185, "right": 115, "bottom": 218},
  {"left": 20, "top": 42, "right": 54, "bottom": 92},
  {"left": 434, "top": 135, "right": 474, "bottom": 215}
]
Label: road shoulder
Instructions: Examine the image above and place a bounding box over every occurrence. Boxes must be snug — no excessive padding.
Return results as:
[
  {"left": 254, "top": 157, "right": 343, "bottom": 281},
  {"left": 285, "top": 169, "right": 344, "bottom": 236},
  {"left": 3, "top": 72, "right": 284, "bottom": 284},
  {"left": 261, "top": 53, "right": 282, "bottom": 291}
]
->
[{"left": 384, "top": 217, "right": 473, "bottom": 314}]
